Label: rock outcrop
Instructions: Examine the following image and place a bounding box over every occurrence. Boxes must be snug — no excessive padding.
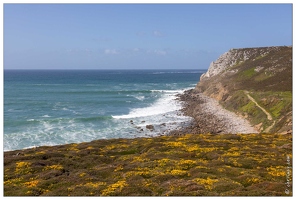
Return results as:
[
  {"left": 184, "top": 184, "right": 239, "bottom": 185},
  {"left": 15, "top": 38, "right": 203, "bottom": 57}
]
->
[{"left": 200, "top": 46, "right": 285, "bottom": 81}]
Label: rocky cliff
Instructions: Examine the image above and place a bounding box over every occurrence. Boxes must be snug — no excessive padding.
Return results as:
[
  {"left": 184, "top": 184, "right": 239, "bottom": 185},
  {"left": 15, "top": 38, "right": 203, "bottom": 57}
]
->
[{"left": 196, "top": 46, "right": 292, "bottom": 133}]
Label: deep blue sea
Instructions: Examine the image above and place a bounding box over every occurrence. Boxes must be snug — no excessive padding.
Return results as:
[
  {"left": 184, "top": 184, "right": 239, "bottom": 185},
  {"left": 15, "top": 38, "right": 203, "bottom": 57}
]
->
[{"left": 4, "top": 69, "right": 204, "bottom": 151}]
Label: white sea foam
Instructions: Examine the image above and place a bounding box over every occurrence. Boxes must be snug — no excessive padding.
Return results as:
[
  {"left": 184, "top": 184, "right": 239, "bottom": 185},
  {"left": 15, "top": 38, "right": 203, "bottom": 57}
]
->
[
  {"left": 112, "top": 90, "right": 183, "bottom": 119},
  {"left": 128, "top": 94, "right": 145, "bottom": 101},
  {"left": 151, "top": 89, "right": 179, "bottom": 93},
  {"left": 5, "top": 88, "right": 194, "bottom": 151},
  {"left": 4, "top": 70, "right": 202, "bottom": 151},
  {"left": 134, "top": 95, "right": 145, "bottom": 101},
  {"left": 4, "top": 119, "right": 102, "bottom": 151}
]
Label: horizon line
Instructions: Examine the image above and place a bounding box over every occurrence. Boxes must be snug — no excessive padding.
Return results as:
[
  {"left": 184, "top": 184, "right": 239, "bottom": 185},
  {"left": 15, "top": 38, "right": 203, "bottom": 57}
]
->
[{"left": 3, "top": 68, "right": 208, "bottom": 71}]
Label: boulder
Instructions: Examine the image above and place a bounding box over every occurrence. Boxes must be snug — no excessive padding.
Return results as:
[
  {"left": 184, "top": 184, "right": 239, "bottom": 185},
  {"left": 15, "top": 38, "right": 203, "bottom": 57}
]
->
[{"left": 146, "top": 125, "right": 154, "bottom": 130}]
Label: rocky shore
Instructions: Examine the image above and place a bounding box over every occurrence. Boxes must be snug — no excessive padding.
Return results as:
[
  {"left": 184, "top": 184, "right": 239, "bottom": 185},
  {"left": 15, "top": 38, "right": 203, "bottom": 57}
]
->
[{"left": 169, "top": 89, "right": 258, "bottom": 135}]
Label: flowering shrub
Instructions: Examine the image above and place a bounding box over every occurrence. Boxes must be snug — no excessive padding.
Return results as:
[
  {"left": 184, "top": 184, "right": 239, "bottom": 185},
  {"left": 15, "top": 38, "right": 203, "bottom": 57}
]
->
[
  {"left": 24, "top": 180, "right": 39, "bottom": 188},
  {"left": 101, "top": 180, "right": 128, "bottom": 196},
  {"left": 4, "top": 133, "right": 292, "bottom": 196},
  {"left": 267, "top": 166, "right": 286, "bottom": 177},
  {"left": 43, "top": 165, "right": 64, "bottom": 171},
  {"left": 15, "top": 162, "right": 32, "bottom": 175},
  {"left": 194, "top": 177, "right": 219, "bottom": 190}
]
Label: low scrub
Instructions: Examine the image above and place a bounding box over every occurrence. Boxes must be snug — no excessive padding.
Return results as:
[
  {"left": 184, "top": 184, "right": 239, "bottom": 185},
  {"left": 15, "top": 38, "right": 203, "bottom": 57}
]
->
[{"left": 4, "top": 133, "right": 292, "bottom": 196}]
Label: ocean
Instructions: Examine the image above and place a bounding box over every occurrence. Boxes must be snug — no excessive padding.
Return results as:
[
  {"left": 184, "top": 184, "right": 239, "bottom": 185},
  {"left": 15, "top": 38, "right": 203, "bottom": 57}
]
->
[{"left": 4, "top": 69, "right": 205, "bottom": 151}]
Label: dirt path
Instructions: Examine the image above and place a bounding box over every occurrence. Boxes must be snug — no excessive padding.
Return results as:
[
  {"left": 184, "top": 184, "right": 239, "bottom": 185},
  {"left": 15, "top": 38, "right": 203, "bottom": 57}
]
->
[
  {"left": 244, "top": 91, "right": 275, "bottom": 132},
  {"left": 244, "top": 91, "right": 273, "bottom": 120}
]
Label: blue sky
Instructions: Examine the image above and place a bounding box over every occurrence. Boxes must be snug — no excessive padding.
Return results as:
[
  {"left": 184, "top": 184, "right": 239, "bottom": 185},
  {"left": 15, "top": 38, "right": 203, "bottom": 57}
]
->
[{"left": 4, "top": 4, "right": 292, "bottom": 69}]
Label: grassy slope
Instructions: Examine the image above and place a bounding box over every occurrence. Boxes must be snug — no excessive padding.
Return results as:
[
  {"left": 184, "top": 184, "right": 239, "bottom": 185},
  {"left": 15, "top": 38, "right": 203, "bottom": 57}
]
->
[
  {"left": 197, "top": 46, "right": 292, "bottom": 133},
  {"left": 4, "top": 133, "right": 292, "bottom": 196}
]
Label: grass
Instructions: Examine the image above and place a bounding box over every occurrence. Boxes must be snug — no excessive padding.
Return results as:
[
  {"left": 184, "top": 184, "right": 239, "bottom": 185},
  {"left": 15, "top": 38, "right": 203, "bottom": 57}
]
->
[
  {"left": 241, "top": 67, "right": 256, "bottom": 78},
  {"left": 221, "top": 90, "right": 270, "bottom": 130},
  {"left": 4, "top": 133, "right": 292, "bottom": 196},
  {"left": 252, "top": 91, "right": 292, "bottom": 119},
  {"left": 222, "top": 90, "right": 292, "bottom": 133}
]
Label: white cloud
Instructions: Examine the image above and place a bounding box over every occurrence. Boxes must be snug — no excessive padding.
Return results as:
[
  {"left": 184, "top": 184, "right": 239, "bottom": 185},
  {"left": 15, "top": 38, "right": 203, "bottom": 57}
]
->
[
  {"left": 154, "top": 49, "right": 167, "bottom": 56},
  {"left": 104, "top": 49, "right": 119, "bottom": 55},
  {"left": 153, "top": 30, "right": 164, "bottom": 37},
  {"left": 133, "top": 48, "right": 140, "bottom": 52}
]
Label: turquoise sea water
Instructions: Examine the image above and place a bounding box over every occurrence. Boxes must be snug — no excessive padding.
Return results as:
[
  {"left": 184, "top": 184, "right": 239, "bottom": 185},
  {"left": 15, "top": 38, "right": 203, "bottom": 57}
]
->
[{"left": 4, "top": 69, "right": 204, "bottom": 151}]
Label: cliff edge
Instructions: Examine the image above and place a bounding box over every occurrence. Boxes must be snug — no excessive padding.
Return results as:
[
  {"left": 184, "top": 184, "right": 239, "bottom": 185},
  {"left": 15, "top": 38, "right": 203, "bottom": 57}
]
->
[{"left": 196, "top": 46, "right": 292, "bottom": 133}]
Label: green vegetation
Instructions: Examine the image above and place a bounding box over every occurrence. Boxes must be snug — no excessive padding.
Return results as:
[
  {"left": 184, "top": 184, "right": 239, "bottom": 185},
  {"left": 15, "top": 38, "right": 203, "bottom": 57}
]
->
[
  {"left": 221, "top": 90, "right": 270, "bottom": 131},
  {"left": 4, "top": 133, "right": 292, "bottom": 196},
  {"left": 252, "top": 91, "right": 292, "bottom": 119},
  {"left": 221, "top": 90, "right": 292, "bottom": 133},
  {"left": 241, "top": 67, "right": 256, "bottom": 78}
]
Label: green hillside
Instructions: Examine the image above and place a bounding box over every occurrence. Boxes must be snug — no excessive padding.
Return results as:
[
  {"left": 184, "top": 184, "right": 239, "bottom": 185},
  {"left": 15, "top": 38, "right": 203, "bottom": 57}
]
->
[{"left": 196, "top": 46, "right": 292, "bottom": 133}]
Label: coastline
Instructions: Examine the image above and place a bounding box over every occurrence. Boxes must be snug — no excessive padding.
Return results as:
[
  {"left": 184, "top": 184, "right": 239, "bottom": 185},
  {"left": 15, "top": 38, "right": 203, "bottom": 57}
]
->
[
  {"left": 4, "top": 87, "right": 258, "bottom": 153},
  {"left": 170, "top": 89, "right": 258, "bottom": 135},
  {"left": 4, "top": 85, "right": 291, "bottom": 197},
  {"left": 4, "top": 69, "right": 201, "bottom": 151}
]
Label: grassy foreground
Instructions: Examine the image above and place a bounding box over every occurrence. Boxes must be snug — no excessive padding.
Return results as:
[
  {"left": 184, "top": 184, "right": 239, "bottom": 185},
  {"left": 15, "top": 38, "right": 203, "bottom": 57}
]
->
[{"left": 4, "top": 133, "right": 292, "bottom": 196}]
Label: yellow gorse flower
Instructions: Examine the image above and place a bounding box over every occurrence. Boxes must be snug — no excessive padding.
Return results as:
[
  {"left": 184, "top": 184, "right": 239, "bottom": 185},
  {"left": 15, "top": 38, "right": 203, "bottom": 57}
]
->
[
  {"left": 84, "top": 182, "right": 106, "bottom": 188},
  {"left": 169, "top": 169, "right": 188, "bottom": 176},
  {"left": 43, "top": 164, "right": 64, "bottom": 171},
  {"left": 101, "top": 180, "right": 128, "bottom": 196},
  {"left": 166, "top": 141, "right": 184, "bottom": 148},
  {"left": 15, "top": 162, "right": 32, "bottom": 175},
  {"left": 194, "top": 177, "right": 219, "bottom": 190},
  {"left": 267, "top": 166, "right": 286, "bottom": 177},
  {"left": 24, "top": 180, "right": 39, "bottom": 188}
]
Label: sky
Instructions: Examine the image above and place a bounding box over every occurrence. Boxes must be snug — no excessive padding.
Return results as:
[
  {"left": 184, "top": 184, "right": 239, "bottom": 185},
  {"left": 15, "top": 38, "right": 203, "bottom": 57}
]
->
[{"left": 3, "top": 3, "right": 293, "bottom": 70}]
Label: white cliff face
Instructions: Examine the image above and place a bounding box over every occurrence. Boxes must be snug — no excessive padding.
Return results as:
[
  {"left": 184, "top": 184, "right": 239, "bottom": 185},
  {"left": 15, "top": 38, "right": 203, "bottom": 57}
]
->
[
  {"left": 200, "top": 47, "right": 280, "bottom": 80},
  {"left": 200, "top": 50, "right": 237, "bottom": 80}
]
